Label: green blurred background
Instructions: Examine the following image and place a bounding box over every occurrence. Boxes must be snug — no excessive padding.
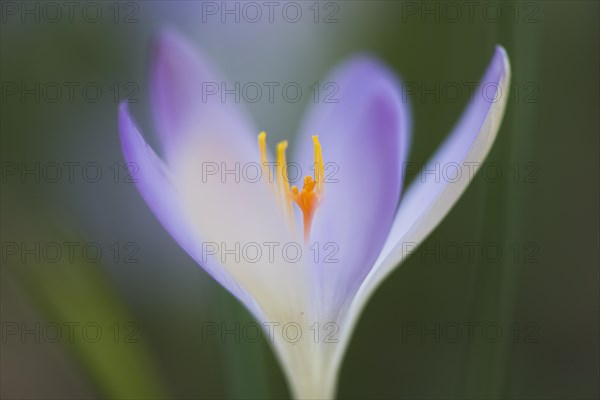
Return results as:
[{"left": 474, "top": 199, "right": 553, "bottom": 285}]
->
[{"left": 1, "top": 1, "right": 598, "bottom": 399}]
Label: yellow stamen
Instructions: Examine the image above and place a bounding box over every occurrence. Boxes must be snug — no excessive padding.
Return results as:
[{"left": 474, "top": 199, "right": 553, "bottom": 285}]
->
[
  {"left": 258, "top": 131, "right": 273, "bottom": 188},
  {"left": 276, "top": 140, "right": 294, "bottom": 225},
  {"left": 257, "top": 132, "right": 325, "bottom": 243},
  {"left": 312, "top": 135, "right": 325, "bottom": 195}
]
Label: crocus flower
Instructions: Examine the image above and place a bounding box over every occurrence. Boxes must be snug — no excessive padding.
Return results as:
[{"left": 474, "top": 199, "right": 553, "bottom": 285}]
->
[{"left": 118, "top": 30, "right": 510, "bottom": 399}]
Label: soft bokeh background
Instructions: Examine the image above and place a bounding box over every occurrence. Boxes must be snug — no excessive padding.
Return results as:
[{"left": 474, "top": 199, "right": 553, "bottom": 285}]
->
[{"left": 1, "top": 1, "right": 598, "bottom": 399}]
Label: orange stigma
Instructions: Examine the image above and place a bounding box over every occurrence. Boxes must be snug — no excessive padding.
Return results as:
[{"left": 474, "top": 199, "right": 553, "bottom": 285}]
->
[
  {"left": 258, "top": 133, "right": 325, "bottom": 242},
  {"left": 290, "top": 136, "right": 325, "bottom": 242}
]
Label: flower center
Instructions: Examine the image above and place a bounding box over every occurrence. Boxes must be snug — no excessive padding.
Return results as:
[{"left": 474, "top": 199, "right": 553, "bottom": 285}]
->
[{"left": 258, "top": 132, "right": 325, "bottom": 242}]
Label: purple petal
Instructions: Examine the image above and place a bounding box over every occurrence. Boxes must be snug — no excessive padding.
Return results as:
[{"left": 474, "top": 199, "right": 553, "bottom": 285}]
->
[
  {"left": 292, "top": 55, "right": 411, "bottom": 317},
  {"left": 354, "top": 45, "right": 511, "bottom": 319},
  {"left": 150, "top": 29, "right": 257, "bottom": 163},
  {"left": 118, "top": 103, "right": 265, "bottom": 320}
]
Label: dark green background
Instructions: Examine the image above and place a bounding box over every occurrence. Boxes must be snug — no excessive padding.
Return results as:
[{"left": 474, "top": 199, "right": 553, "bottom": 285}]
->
[{"left": 1, "top": 1, "right": 598, "bottom": 399}]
